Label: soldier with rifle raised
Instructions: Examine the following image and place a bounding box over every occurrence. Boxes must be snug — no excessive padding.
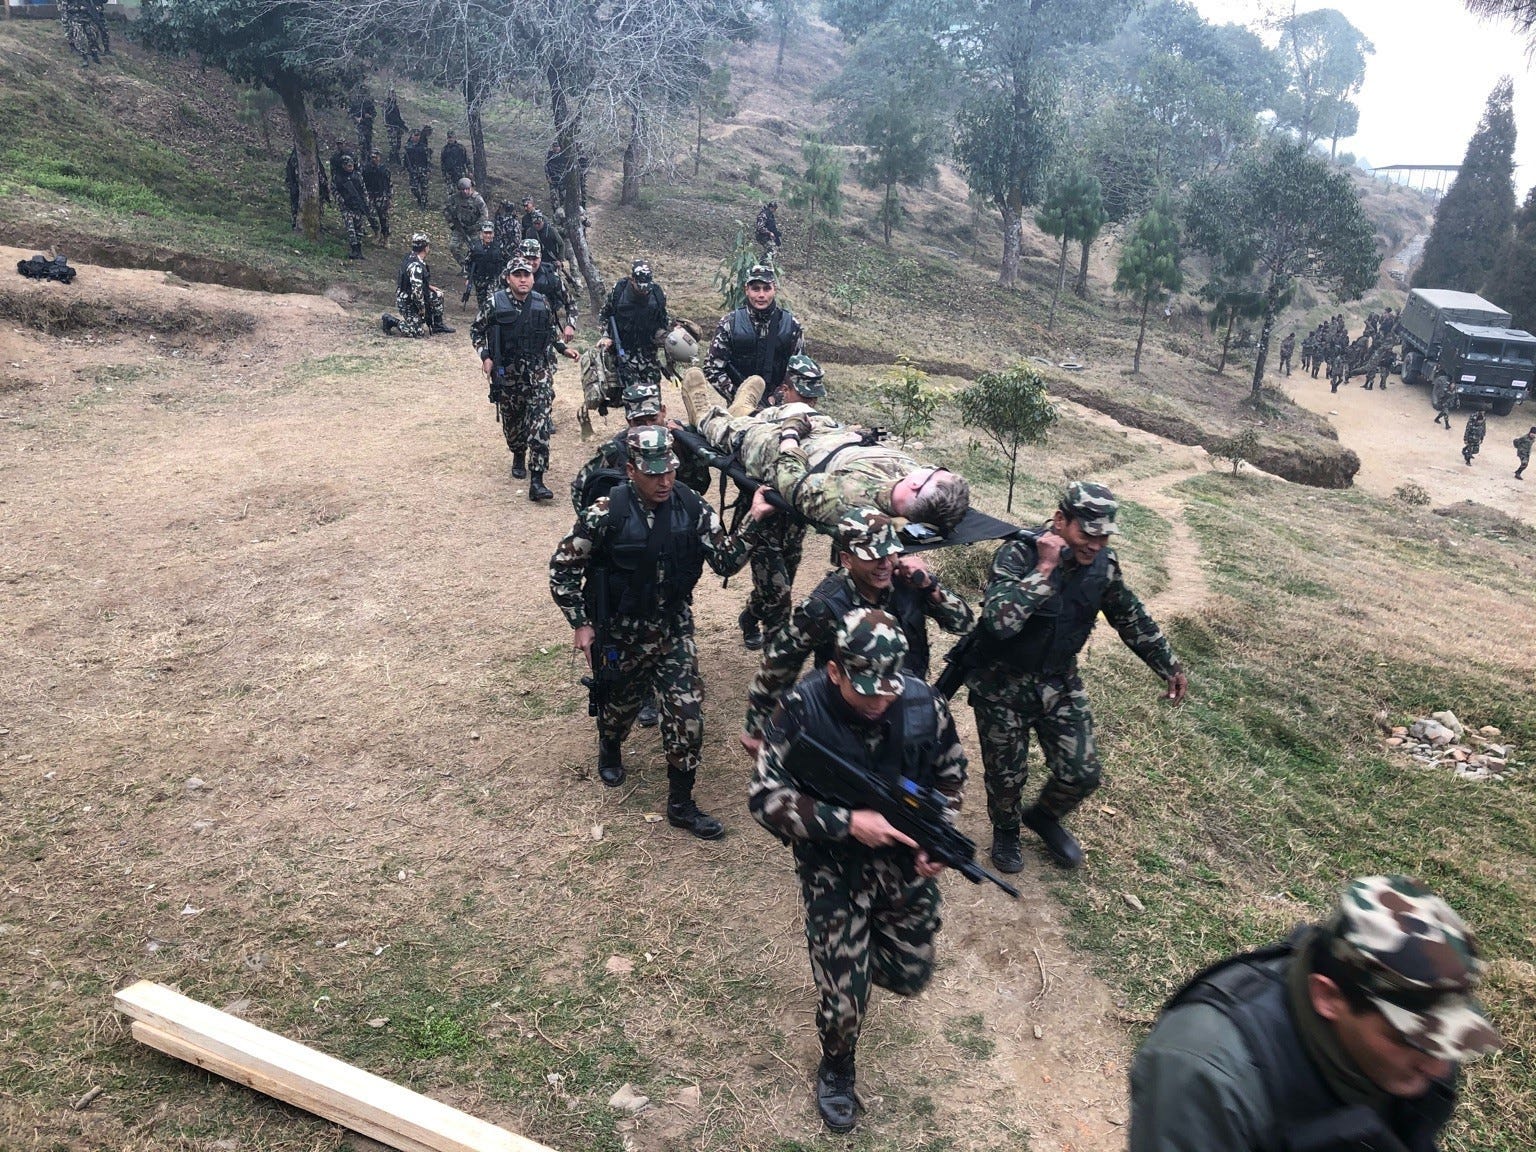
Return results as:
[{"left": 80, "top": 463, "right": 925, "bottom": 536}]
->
[
  {"left": 551, "top": 427, "right": 776, "bottom": 839},
  {"left": 749, "top": 607, "right": 979, "bottom": 1134}
]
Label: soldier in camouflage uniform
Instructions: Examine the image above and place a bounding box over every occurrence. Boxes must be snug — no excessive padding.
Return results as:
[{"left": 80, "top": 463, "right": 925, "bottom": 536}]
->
[
  {"left": 361, "top": 150, "right": 393, "bottom": 245},
  {"left": 471, "top": 256, "right": 578, "bottom": 500},
  {"left": 968, "top": 482, "right": 1186, "bottom": 873},
  {"left": 1362, "top": 339, "right": 1394, "bottom": 391},
  {"left": 741, "top": 509, "right": 973, "bottom": 755},
  {"left": 703, "top": 264, "right": 805, "bottom": 407},
  {"left": 444, "top": 177, "right": 490, "bottom": 275},
  {"left": 403, "top": 130, "right": 432, "bottom": 208},
  {"left": 59, "top": 0, "right": 103, "bottom": 65},
  {"left": 754, "top": 200, "right": 783, "bottom": 257},
  {"left": 334, "top": 154, "right": 377, "bottom": 260},
  {"left": 1433, "top": 382, "right": 1459, "bottom": 429},
  {"left": 552, "top": 427, "right": 776, "bottom": 838},
  {"left": 1462, "top": 410, "right": 1486, "bottom": 466},
  {"left": 463, "top": 222, "right": 505, "bottom": 313},
  {"left": 598, "top": 261, "right": 670, "bottom": 389},
  {"left": 1514, "top": 425, "right": 1535, "bottom": 479},
  {"left": 493, "top": 200, "right": 523, "bottom": 260},
  {"left": 1131, "top": 875, "right": 1501, "bottom": 1152},
  {"left": 524, "top": 239, "right": 579, "bottom": 343},
  {"left": 680, "top": 370, "right": 971, "bottom": 535},
  {"left": 381, "top": 234, "right": 451, "bottom": 338},
  {"left": 750, "top": 607, "right": 967, "bottom": 1134},
  {"left": 1278, "top": 332, "right": 1295, "bottom": 377}
]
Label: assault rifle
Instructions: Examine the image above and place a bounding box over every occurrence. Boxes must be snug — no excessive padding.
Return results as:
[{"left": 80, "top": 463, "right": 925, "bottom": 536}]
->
[
  {"left": 933, "top": 631, "right": 981, "bottom": 700},
  {"left": 579, "top": 576, "right": 622, "bottom": 719},
  {"left": 791, "top": 729, "right": 1019, "bottom": 899}
]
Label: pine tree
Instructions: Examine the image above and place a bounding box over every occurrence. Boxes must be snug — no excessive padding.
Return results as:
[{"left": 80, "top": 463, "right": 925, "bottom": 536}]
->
[
  {"left": 1483, "top": 186, "right": 1536, "bottom": 333},
  {"left": 1115, "top": 190, "right": 1183, "bottom": 375},
  {"left": 1413, "top": 77, "right": 1518, "bottom": 292},
  {"left": 1036, "top": 168, "right": 1106, "bottom": 330}
]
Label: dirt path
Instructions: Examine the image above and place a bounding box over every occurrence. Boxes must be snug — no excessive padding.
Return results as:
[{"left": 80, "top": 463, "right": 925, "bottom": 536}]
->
[
  {"left": 1286, "top": 369, "right": 1533, "bottom": 519},
  {"left": 0, "top": 255, "right": 1236, "bottom": 1151}
]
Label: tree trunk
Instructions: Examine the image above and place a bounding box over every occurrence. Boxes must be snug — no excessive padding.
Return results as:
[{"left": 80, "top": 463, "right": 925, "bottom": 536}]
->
[
  {"left": 467, "top": 103, "right": 488, "bottom": 188},
  {"left": 883, "top": 183, "right": 895, "bottom": 245},
  {"left": 276, "top": 81, "right": 322, "bottom": 243},
  {"left": 1218, "top": 314, "right": 1234, "bottom": 373},
  {"left": 1074, "top": 236, "right": 1093, "bottom": 298},
  {"left": 695, "top": 94, "right": 704, "bottom": 177},
  {"left": 621, "top": 106, "right": 641, "bottom": 207},
  {"left": 999, "top": 197, "right": 1023, "bottom": 286},
  {"left": 1047, "top": 235, "right": 1068, "bottom": 331},
  {"left": 548, "top": 66, "right": 604, "bottom": 318},
  {"left": 1005, "top": 454, "right": 1016, "bottom": 512},
  {"left": 1133, "top": 294, "right": 1151, "bottom": 374},
  {"left": 776, "top": 20, "right": 787, "bottom": 80},
  {"left": 1250, "top": 282, "right": 1281, "bottom": 399}
]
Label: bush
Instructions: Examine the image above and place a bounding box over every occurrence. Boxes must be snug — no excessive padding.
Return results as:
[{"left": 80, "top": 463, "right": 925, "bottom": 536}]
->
[
  {"left": 872, "top": 357, "right": 944, "bottom": 446},
  {"left": 1394, "top": 481, "right": 1431, "bottom": 507},
  {"left": 1209, "top": 428, "right": 1261, "bottom": 475}
]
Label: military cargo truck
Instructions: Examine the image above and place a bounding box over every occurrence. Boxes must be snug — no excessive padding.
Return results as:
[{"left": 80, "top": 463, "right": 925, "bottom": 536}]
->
[{"left": 1398, "top": 288, "right": 1533, "bottom": 415}]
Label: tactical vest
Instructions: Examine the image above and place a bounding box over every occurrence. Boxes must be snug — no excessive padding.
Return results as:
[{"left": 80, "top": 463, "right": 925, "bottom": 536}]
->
[
  {"left": 1165, "top": 937, "right": 1457, "bottom": 1152},
  {"left": 397, "top": 254, "right": 428, "bottom": 297},
  {"left": 596, "top": 482, "right": 707, "bottom": 619},
  {"left": 485, "top": 289, "right": 554, "bottom": 365},
  {"left": 979, "top": 531, "right": 1110, "bottom": 677},
  {"left": 806, "top": 574, "right": 932, "bottom": 679},
  {"left": 608, "top": 280, "right": 667, "bottom": 351},
  {"left": 726, "top": 306, "right": 797, "bottom": 387},
  {"left": 466, "top": 240, "right": 503, "bottom": 285},
  {"left": 782, "top": 669, "right": 939, "bottom": 793},
  {"left": 533, "top": 263, "right": 564, "bottom": 308}
]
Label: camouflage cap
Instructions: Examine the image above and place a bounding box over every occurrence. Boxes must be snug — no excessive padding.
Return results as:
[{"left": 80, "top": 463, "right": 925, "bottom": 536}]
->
[
  {"left": 1323, "top": 875, "right": 1502, "bottom": 1063},
  {"left": 410, "top": 232, "right": 431, "bottom": 249},
  {"left": 520, "top": 238, "right": 543, "bottom": 257},
  {"left": 479, "top": 220, "right": 496, "bottom": 232},
  {"left": 1060, "top": 480, "right": 1119, "bottom": 536},
  {"left": 340, "top": 154, "right": 357, "bottom": 166},
  {"left": 834, "top": 608, "right": 908, "bottom": 697},
  {"left": 786, "top": 353, "right": 825, "bottom": 398},
  {"left": 631, "top": 260, "right": 654, "bottom": 284},
  {"left": 622, "top": 381, "right": 663, "bottom": 420},
  {"left": 746, "top": 264, "right": 776, "bottom": 285},
  {"left": 835, "top": 508, "right": 904, "bottom": 561},
  {"left": 503, "top": 256, "right": 534, "bottom": 277},
  {"left": 627, "top": 426, "right": 679, "bottom": 475}
]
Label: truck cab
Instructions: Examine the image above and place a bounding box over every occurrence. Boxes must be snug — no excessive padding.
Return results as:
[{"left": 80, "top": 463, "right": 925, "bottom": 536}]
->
[{"left": 1429, "top": 324, "right": 1535, "bottom": 416}]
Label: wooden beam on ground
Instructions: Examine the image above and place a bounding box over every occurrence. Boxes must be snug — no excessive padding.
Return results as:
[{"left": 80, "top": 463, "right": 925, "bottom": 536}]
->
[{"left": 115, "top": 981, "right": 556, "bottom": 1152}]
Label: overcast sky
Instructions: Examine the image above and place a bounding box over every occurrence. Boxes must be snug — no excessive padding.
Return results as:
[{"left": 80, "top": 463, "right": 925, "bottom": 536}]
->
[{"left": 1192, "top": 0, "right": 1535, "bottom": 193}]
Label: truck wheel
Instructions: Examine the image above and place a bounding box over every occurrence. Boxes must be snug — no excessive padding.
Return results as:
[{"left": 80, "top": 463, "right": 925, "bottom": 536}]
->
[
  {"left": 1492, "top": 398, "right": 1515, "bottom": 417},
  {"left": 1432, "top": 376, "right": 1454, "bottom": 409},
  {"left": 1402, "top": 351, "right": 1423, "bottom": 385}
]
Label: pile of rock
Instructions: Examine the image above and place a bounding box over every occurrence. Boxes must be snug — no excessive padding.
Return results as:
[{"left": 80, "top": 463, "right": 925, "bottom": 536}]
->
[{"left": 1381, "top": 711, "right": 1516, "bottom": 782}]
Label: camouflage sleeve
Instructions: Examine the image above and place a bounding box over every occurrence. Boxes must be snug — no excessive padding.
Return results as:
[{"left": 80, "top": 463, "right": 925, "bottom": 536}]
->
[
  {"left": 469, "top": 298, "right": 493, "bottom": 356},
  {"left": 980, "top": 539, "right": 1056, "bottom": 639},
  {"left": 561, "top": 281, "right": 580, "bottom": 327},
  {"left": 548, "top": 499, "right": 609, "bottom": 628},
  {"left": 1099, "top": 552, "right": 1180, "bottom": 680},
  {"left": 931, "top": 693, "right": 967, "bottom": 815},
  {"left": 744, "top": 595, "right": 834, "bottom": 738},
  {"left": 703, "top": 316, "right": 736, "bottom": 400},
  {"left": 409, "top": 262, "right": 429, "bottom": 310},
  {"left": 700, "top": 499, "right": 760, "bottom": 577},
  {"left": 597, "top": 287, "right": 615, "bottom": 328},
  {"left": 918, "top": 578, "right": 975, "bottom": 636},
  {"left": 749, "top": 695, "right": 854, "bottom": 844}
]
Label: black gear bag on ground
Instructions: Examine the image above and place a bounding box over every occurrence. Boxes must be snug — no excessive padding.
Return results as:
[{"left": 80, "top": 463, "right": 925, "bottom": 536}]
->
[{"left": 17, "top": 255, "right": 77, "bottom": 284}]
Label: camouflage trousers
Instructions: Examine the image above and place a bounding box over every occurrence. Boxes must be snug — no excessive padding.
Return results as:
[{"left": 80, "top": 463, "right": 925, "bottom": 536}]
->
[
  {"left": 495, "top": 365, "right": 555, "bottom": 472},
  {"left": 407, "top": 167, "right": 430, "bottom": 208},
  {"left": 386, "top": 124, "right": 404, "bottom": 165},
  {"left": 340, "top": 208, "right": 368, "bottom": 251},
  {"left": 395, "top": 286, "right": 445, "bottom": 337},
  {"left": 369, "top": 194, "right": 391, "bottom": 240},
  {"left": 1464, "top": 436, "right": 1483, "bottom": 465},
  {"left": 971, "top": 671, "right": 1102, "bottom": 829},
  {"left": 743, "top": 518, "right": 806, "bottom": 640},
  {"left": 449, "top": 228, "right": 474, "bottom": 274},
  {"left": 61, "top": 7, "right": 103, "bottom": 62},
  {"left": 793, "top": 844, "right": 940, "bottom": 1060},
  {"left": 598, "top": 612, "right": 706, "bottom": 775}
]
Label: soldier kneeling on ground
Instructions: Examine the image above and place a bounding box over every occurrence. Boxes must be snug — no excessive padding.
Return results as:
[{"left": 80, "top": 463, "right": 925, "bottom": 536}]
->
[{"left": 381, "top": 233, "right": 453, "bottom": 338}]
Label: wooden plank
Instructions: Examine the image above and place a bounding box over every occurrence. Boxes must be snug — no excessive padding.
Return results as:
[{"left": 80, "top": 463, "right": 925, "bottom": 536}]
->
[{"left": 116, "top": 981, "right": 555, "bottom": 1152}]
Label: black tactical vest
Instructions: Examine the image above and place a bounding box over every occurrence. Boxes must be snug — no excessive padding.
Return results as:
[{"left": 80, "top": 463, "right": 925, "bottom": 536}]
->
[
  {"left": 1165, "top": 936, "right": 1457, "bottom": 1152},
  {"left": 806, "top": 574, "right": 932, "bottom": 679},
  {"left": 466, "top": 240, "right": 503, "bottom": 285},
  {"left": 597, "top": 482, "right": 707, "bottom": 618},
  {"left": 486, "top": 289, "right": 553, "bottom": 365},
  {"left": 783, "top": 669, "right": 939, "bottom": 792},
  {"left": 726, "top": 305, "right": 797, "bottom": 386},
  {"left": 608, "top": 280, "right": 667, "bottom": 350},
  {"left": 533, "top": 263, "right": 565, "bottom": 309},
  {"left": 981, "top": 531, "right": 1111, "bottom": 677}
]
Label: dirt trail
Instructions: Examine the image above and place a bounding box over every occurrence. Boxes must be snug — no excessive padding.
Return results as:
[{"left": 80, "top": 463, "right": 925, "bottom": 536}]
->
[{"left": 0, "top": 256, "right": 1237, "bottom": 1152}]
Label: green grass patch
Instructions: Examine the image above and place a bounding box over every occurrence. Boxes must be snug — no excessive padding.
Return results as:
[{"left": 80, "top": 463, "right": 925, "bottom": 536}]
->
[{"left": 942, "top": 1012, "right": 995, "bottom": 1060}]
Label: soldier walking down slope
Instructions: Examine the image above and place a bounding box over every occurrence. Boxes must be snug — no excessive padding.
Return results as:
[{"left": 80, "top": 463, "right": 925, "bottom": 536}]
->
[
  {"left": 383, "top": 88, "right": 407, "bottom": 165},
  {"left": 350, "top": 88, "right": 376, "bottom": 161},
  {"left": 754, "top": 200, "right": 783, "bottom": 257},
  {"left": 361, "top": 150, "right": 393, "bottom": 245},
  {"left": 551, "top": 427, "right": 776, "bottom": 838},
  {"left": 750, "top": 607, "right": 968, "bottom": 1134},
  {"left": 463, "top": 222, "right": 505, "bottom": 313},
  {"left": 1513, "top": 426, "right": 1534, "bottom": 479},
  {"left": 1278, "top": 332, "right": 1295, "bottom": 377},
  {"left": 403, "top": 130, "right": 432, "bottom": 208},
  {"left": 444, "top": 177, "right": 490, "bottom": 275},
  {"left": 1463, "top": 410, "right": 1486, "bottom": 466},
  {"left": 440, "top": 130, "right": 470, "bottom": 190},
  {"left": 598, "top": 261, "right": 671, "bottom": 389},
  {"left": 967, "top": 482, "right": 1186, "bottom": 874},
  {"left": 381, "top": 233, "right": 452, "bottom": 338},
  {"left": 334, "top": 154, "right": 377, "bottom": 261},
  {"left": 58, "top": 0, "right": 103, "bottom": 66}
]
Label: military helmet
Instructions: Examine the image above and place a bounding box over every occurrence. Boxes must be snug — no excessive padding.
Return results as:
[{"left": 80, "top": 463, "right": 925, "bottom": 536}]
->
[
  {"left": 1059, "top": 481, "right": 1119, "bottom": 537},
  {"left": 786, "top": 353, "right": 825, "bottom": 398},
  {"left": 457, "top": 176, "right": 473, "bottom": 190},
  {"left": 664, "top": 327, "right": 699, "bottom": 365},
  {"left": 834, "top": 608, "right": 908, "bottom": 696},
  {"left": 520, "top": 238, "right": 542, "bottom": 257}
]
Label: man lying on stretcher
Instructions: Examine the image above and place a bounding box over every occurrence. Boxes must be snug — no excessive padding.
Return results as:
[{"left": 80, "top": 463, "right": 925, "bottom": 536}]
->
[{"left": 675, "top": 366, "right": 971, "bottom": 536}]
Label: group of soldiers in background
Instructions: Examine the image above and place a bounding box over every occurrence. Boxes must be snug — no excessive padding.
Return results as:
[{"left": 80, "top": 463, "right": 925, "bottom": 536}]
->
[
  {"left": 58, "top": 0, "right": 110, "bottom": 66},
  {"left": 1294, "top": 308, "right": 1399, "bottom": 394}
]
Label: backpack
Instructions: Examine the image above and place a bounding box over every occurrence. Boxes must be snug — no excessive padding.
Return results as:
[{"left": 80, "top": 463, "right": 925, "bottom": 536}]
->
[
  {"left": 17, "top": 255, "right": 76, "bottom": 285},
  {"left": 579, "top": 345, "right": 624, "bottom": 415}
]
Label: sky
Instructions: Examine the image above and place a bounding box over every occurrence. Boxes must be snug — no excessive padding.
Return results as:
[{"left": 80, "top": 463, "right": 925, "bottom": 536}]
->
[{"left": 1191, "top": 0, "right": 1536, "bottom": 192}]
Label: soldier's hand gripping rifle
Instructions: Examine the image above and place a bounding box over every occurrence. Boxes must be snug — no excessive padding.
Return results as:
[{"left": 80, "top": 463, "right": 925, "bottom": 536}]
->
[
  {"left": 934, "top": 631, "right": 981, "bottom": 700},
  {"left": 791, "top": 730, "right": 1020, "bottom": 899}
]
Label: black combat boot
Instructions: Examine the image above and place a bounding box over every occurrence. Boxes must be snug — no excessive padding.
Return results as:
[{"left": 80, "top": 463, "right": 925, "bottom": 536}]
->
[
  {"left": 739, "top": 608, "right": 763, "bottom": 652},
  {"left": 381, "top": 314, "right": 400, "bottom": 334},
  {"left": 815, "top": 1053, "right": 857, "bottom": 1134},
  {"left": 666, "top": 768, "right": 724, "bottom": 840},
  {"left": 636, "top": 690, "right": 659, "bottom": 729},
  {"left": 989, "top": 827, "right": 1024, "bottom": 874},
  {"left": 348, "top": 243, "right": 363, "bottom": 260},
  {"left": 528, "top": 472, "right": 553, "bottom": 502},
  {"left": 598, "top": 737, "right": 625, "bottom": 787},
  {"left": 510, "top": 450, "right": 527, "bottom": 479},
  {"left": 1022, "top": 804, "right": 1084, "bottom": 870},
  {"left": 430, "top": 321, "right": 456, "bottom": 335}
]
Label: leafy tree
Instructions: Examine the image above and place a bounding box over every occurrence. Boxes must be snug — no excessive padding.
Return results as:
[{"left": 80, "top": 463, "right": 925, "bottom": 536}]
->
[
  {"left": 694, "top": 59, "right": 735, "bottom": 177},
  {"left": 1482, "top": 185, "right": 1536, "bottom": 333},
  {"left": 767, "top": 0, "right": 803, "bottom": 80},
  {"left": 1186, "top": 141, "right": 1378, "bottom": 399},
  {"left": 139, "top": 0, "right": 358, "bottom": 241},
  {"left": 1413, "top": 77, "right": 1518, "bottom": 293},
  {"left": 872, "top": 358, "right": 943, "bottom": 447},
  {"left": 957, "top": 366, "right": 1057, "bottom": 510},
  {"left": 713, "top": 222, "right": 763, "bottom": 311},
  {"left": 1036, "top": 168, "right": 1106, "bottom": 328},
  {"left": 1114, "top": 190, "right": 1183, "bottom": 375},
  {"left": 1464, "top": 0, "right": 1536, "bottom": 46},
  {"left": 1273, "top": 7, "right": 1373, "bottom": 151},
  {"left": 1208, "top": 428, "right": 1260, "bottom": 476},
  {"left": 1198, "top": 277, "right": 1278, "bottom": 374},
  {"left": 787, "top": 136, "right": 844, "bottom": 265}
]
